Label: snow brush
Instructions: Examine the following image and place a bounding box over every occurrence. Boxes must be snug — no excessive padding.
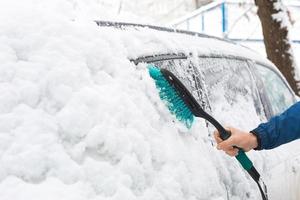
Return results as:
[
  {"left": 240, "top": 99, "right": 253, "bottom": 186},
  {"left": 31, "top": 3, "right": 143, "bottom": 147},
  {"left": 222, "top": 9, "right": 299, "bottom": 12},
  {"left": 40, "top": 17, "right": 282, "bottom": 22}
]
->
[{"left": 148, "top": 65, "right": 268, "bottom": 200}]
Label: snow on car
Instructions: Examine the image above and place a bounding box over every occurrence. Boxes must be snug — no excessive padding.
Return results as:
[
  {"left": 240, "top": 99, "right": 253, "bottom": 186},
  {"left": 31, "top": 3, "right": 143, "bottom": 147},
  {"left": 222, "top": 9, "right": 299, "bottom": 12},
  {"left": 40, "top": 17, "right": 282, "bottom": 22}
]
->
[{"left": 0, "top": 3, "right": 299, "bottom": 200}]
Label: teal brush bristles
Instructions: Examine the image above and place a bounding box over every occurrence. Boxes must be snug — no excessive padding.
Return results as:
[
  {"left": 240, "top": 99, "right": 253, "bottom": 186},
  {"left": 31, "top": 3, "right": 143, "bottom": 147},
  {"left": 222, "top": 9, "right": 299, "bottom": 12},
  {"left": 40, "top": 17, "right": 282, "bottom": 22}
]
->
[{"left": 148, "top": 65, "right": 194, "bottom": 128}]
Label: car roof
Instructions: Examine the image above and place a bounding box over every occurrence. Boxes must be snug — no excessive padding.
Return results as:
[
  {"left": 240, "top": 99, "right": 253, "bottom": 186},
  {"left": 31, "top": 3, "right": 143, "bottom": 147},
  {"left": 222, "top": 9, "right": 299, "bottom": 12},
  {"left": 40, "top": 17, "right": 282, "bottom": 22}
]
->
[
  {"left": 95, "top": 21, "right": 297, "bottom": 97},
  {"left": 95, "top": 20, "right": 274, "bottom": 67}
]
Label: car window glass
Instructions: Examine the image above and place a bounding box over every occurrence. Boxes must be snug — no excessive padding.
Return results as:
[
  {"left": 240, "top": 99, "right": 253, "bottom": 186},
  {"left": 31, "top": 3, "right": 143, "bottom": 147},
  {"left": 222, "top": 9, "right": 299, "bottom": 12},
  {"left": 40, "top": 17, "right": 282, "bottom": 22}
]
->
[
  {"left": 150, "top": 58, "right": 209, "bottom": 110},
  {"left": 199, "top": 57, "right": 262, "bottom": 130},
  {"left": 255, "top": 65, "right": 295, "bottom": 115}
]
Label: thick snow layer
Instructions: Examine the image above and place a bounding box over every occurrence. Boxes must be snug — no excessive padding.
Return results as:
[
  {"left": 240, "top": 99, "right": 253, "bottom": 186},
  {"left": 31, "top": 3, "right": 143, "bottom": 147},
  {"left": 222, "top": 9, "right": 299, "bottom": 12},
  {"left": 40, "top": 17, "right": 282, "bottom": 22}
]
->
[{"left": 0, "top": 0, "right": 299, "bottom": 200}]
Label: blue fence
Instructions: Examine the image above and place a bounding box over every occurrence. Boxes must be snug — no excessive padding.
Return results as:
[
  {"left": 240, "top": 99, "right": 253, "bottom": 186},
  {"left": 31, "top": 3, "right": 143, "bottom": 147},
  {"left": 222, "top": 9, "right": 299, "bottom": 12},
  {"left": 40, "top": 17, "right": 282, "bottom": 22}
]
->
[{"left": 169, "top": 1, "right": 300, "bottom": 43}]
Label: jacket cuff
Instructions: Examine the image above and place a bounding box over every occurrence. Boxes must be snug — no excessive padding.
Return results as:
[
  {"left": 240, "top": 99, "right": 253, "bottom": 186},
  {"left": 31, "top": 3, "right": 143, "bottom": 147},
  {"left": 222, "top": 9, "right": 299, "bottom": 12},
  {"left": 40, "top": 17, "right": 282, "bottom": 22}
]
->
[
  {"left": 250, "top": 125, "right": 268, "bottom": 150},
  {"left": 250, "top": 126, "right": 266, "bottom": 150},
  {"left": 250, "top": 130, "right": 261, "bottom": 150}
]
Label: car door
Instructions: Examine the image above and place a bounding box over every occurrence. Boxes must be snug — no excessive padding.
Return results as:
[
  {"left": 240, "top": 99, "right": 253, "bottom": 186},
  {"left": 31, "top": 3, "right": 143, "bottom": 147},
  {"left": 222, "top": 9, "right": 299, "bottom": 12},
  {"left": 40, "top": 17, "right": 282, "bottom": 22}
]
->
[{"left": 134, "top": 53, "right": 278, "bottom": 198}]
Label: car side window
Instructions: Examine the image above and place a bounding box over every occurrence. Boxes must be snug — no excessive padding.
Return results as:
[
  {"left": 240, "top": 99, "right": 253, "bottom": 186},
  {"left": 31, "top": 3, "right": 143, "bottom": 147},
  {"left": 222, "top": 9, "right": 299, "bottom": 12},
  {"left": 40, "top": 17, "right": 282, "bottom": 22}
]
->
[
  {"left": 255, "top": 65, "right": 295, "bottom": 115},
  {"left": 198, "top": 57, "right": 264, "bottom": 130},
  {"left": 149, "top": 58, "right": 209, "bottom": 111}
]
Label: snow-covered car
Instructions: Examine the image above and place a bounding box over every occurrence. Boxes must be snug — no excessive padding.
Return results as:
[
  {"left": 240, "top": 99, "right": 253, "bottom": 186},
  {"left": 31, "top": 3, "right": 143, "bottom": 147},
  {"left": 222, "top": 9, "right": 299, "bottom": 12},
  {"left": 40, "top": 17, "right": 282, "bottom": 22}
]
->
[
  {"left": 95, "top": 21, "right": 300, "bottom": 199},
  {"left": 1, "top": 18, "right": 299, "bottom": 200}
]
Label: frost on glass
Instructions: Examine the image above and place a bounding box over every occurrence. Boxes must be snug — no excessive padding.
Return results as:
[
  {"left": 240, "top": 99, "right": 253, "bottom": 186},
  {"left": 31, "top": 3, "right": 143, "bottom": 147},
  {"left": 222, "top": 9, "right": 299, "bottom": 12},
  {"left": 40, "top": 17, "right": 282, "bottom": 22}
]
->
[
  {"left": 198, "top": 57, "right": 262, "bottom": 130},
  {"left": 151, "top": 58, "right": 208, "bottom": 111},
  {"left": 255, "top": 65, "right": 295, "bottom": 115}
]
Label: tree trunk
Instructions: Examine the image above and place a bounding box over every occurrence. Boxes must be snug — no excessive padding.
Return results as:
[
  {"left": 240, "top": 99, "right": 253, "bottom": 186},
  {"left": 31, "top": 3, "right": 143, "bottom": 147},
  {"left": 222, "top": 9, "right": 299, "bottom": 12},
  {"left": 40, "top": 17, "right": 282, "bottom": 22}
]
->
[{"left": 255, "top": 0, "right": 300, "bottom": 96}]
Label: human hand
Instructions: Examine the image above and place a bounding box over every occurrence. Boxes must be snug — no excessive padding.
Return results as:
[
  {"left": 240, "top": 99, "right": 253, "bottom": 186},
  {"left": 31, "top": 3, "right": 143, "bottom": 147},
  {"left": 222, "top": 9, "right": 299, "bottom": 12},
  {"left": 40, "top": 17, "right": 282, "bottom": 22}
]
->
[{"left": 213, "top": 127, "right": 258, "bottom": 157}]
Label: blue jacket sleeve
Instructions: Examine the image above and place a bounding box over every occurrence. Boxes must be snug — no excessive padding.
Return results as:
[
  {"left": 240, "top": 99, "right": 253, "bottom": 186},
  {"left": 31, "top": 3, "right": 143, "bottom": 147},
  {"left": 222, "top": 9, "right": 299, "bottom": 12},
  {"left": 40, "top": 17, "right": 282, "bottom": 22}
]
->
[{"left": 251, "top": 101, "right": 300, "bottom": 150}]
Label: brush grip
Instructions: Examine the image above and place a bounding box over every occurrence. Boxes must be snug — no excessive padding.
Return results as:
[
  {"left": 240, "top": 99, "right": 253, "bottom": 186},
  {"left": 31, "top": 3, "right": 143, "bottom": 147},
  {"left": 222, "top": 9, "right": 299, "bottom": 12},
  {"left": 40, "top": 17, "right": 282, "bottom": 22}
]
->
[{"left": 235, "top": 150, "right": 253, "bottom": 171}]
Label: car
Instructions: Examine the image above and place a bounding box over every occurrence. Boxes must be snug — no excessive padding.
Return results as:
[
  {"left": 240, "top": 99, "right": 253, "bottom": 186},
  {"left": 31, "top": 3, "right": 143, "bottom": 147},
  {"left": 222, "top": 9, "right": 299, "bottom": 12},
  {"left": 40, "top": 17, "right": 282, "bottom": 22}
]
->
[
  {"left": 96, "top": 21, "right": 300, "bottom": 200},
  {"left": 1, "top": 17, "right": 299, "bottom": 200}
]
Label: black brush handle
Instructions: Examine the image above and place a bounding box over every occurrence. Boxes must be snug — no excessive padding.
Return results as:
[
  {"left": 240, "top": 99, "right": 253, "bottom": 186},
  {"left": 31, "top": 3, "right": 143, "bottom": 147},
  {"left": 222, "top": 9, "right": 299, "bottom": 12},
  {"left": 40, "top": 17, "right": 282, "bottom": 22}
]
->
[
  {"left": 200, "top": 112, "right": 230, "bottom": 140},
  {"left": 160, "top": 68, "right": 267, "bottom": 199}
]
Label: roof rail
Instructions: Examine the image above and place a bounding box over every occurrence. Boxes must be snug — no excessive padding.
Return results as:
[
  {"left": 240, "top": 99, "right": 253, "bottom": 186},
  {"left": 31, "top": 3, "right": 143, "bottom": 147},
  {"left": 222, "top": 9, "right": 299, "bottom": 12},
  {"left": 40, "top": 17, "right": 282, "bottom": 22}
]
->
[{"left": 95, "top": 20, "right": 236, "bottom": 45}]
